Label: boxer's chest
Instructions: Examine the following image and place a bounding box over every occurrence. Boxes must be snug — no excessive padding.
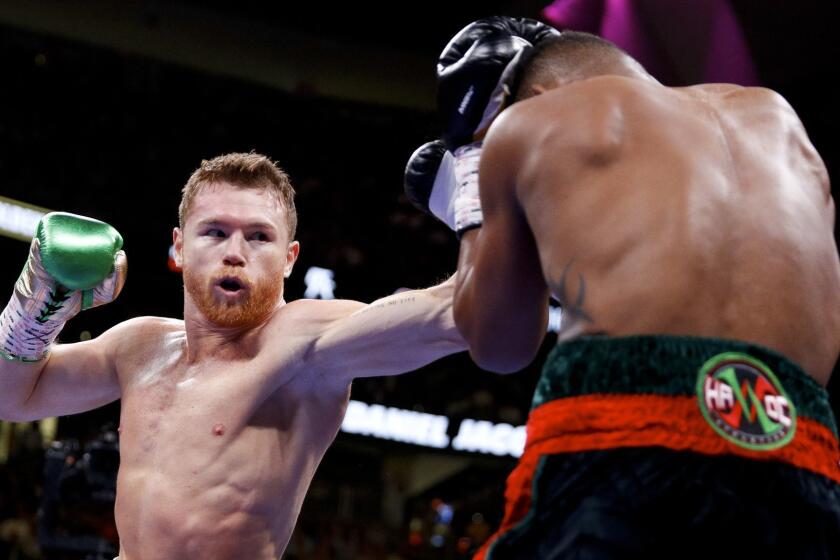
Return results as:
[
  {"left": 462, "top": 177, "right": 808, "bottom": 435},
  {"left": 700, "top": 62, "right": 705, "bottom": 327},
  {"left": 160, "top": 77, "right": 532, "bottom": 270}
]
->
[{"left": 118, "top": 355, "right": 287, "bottom": 459}]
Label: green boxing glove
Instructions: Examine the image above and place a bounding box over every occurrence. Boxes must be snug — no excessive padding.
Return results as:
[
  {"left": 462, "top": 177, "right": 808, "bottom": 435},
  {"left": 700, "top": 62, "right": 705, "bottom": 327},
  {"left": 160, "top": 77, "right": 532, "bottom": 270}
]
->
[{"left": 0, "top": 212, "right": 127, "bottom": 362}]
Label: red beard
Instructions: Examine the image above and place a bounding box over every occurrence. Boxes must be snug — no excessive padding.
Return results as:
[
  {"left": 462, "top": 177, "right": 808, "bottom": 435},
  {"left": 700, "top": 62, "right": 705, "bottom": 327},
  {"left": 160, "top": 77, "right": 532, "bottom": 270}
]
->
[{"left": 184, "top": 266, "right": 282, "bottom": 328}]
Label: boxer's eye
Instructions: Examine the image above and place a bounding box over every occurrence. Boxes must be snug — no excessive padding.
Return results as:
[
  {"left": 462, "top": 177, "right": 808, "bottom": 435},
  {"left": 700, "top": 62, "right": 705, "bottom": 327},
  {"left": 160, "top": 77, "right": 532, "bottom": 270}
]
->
[
  {"left": 206, "top": 229, "right": 226, "bottom": 238},
  {"left": 249, "top": 232, "right": 270, "bottom": 242}
]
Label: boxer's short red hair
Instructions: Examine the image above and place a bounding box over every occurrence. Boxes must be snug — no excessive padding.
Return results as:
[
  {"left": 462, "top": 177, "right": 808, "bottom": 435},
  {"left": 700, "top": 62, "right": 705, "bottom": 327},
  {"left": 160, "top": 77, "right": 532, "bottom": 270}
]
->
[{"left": 179, "top": 152, "right": 297, "bottom": 239}]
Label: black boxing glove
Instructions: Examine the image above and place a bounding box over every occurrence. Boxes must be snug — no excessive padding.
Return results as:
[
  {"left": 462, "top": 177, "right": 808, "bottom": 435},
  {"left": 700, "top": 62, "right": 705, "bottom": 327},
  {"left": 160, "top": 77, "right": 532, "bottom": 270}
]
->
[
  {"left": 404, "top": 17, "right": 558, "bottom": 236},
  {"left": 437, "top": 16, "right": 560, "bottom": 151},
  {"left": 404, "top": 139, "right": 483, "bottom": 236}
]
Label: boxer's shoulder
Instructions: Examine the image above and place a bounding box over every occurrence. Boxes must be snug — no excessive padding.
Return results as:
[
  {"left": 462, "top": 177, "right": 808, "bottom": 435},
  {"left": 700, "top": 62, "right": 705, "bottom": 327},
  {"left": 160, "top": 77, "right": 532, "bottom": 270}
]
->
[
  {"left": 104, "top": 316, "right": 184, "bottom": 360},
  {"left": 537, "top": 75, "right": 647, "bottom": 106},
  {"left": 496, "top": 76, "right": 639, "bottom": 138},
  {"left": 486, "top": 78, "right": 634, "bottom": 169},
  {"left": 72, "top": 316, "right": 185, "bottom": 388},
  {"left": 272, "top": 298, "right": 365, "bottom": 333},
  {"left": 263, "top": 299, "right": 362, "bottom": 394},
  {"left": 114, "top": 315, "right": 184, "bottom": 336},
  {"left": 262, "top": 298, "right": 366, "bottom": 359},
  {"left": 683, "top": 83, "right": 796, "bottom": 118},
  {"left": 688, "top": 82, "right": 780, "bottom": 101}
]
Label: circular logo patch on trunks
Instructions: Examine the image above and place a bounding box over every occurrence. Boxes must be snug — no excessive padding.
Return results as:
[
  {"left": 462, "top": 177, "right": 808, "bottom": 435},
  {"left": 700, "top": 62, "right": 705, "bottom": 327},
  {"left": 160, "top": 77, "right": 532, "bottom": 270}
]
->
[{"left": 696, "top": 352, "right": 796, "bottom": 450}]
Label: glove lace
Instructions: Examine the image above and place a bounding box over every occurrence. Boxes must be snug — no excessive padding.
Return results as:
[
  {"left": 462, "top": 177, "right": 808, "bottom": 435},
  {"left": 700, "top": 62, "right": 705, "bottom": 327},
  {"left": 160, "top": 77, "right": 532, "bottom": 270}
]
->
[{"left": 36, "top": 286, "right": 71, "bottom": 324}]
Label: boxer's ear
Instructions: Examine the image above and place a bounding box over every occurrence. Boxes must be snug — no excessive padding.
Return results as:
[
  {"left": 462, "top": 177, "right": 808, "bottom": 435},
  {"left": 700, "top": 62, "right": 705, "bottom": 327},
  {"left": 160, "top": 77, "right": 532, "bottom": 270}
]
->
[
  {"left": 532, "top": 80, "right": 565, "bottom": 96},
  {"left": 532, "top": 84, "right": 549, "bottom": 96},
  {"left": 173, "top": 227, "right": 184, "bottom": 268},
  {"left": 284, "top": 241, "right": 300, "bottom": 278}
]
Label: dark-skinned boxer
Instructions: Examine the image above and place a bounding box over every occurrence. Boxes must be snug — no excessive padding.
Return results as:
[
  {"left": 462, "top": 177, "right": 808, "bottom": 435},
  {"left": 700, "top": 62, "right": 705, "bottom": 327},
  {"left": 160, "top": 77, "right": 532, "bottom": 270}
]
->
[{"left": 407, "top": 17, "right": 840, "bottom": 559}]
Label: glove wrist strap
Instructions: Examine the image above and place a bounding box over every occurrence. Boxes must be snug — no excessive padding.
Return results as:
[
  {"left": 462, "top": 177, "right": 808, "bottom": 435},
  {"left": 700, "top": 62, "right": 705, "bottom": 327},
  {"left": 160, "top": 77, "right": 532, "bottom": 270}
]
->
[{"left": 453, "top": 142, "right": 485, "bottom": 235}]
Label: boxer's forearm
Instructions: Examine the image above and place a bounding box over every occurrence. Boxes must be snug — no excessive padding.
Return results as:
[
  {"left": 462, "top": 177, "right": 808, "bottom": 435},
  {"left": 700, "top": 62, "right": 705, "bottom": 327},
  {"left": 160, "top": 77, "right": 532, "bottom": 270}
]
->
[
  {"left": 313, "top": 278, "right": 467, "bottom": 380},
  {"left": 352, "top": 280, "right": 466, "bottom": 372},
  {"left": 455, "top": 228, "right": 548, "bottom": 373}
]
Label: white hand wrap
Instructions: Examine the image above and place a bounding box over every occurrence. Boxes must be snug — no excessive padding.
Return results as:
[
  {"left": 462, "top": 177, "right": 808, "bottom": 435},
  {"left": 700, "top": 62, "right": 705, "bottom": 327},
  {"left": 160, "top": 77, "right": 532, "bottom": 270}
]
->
[
  {"left": 452, "top": 142, "right": 484, "bottom": 235},
  {"left": 426, "top": 148, "right": 458, "bottom": 229}
]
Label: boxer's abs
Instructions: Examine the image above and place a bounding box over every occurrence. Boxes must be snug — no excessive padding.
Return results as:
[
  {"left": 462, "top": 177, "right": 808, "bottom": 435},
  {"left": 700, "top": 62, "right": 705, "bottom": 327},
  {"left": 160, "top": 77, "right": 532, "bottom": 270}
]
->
[
  {"left": 112, "top": 348, "right": 341, "bottom": 559},
  {"left": 522, "top": 82, "right": 840, "bottom": 382}
]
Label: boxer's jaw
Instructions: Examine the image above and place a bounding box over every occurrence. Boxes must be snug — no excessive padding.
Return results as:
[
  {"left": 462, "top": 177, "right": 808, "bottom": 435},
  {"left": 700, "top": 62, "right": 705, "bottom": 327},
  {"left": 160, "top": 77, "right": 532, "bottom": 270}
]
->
[{"left": 184, "top": 265, "right": 282, "bottom": 328}]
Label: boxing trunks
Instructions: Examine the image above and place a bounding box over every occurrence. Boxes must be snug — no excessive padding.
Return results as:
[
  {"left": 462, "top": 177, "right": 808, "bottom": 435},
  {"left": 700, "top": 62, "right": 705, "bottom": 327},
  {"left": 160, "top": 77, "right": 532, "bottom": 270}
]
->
[{"left": 477, "top": 335, "right": 840, "bottom": 559}]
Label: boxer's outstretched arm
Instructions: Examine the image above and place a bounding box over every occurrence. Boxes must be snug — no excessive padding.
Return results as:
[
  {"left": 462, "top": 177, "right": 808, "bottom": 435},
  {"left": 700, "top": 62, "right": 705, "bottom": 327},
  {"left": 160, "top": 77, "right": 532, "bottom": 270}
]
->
[
  {"left": 303, "top": 277, "right": 466, "bottom": 382},
  {"left": 453, "top": 111, "right": 549, "bottom": 373}
]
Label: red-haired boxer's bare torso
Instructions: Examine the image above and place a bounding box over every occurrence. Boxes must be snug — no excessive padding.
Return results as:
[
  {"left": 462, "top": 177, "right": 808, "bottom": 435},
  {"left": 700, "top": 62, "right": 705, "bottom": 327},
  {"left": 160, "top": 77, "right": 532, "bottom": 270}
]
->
[
  {"left": 101, "top": 273, "right": 460, "bottom": 559},
  {"left": 0, "top": 181, "right": 463, "bottom": 560},
  {"left": 478, "top": 76, "right": 839, "bottom": 383},
  {"left": 0, "top": 152, "right": 467, "bottom": 559},
  {"left": 113, "top": 312, "right": 348, "bottom": 560}
]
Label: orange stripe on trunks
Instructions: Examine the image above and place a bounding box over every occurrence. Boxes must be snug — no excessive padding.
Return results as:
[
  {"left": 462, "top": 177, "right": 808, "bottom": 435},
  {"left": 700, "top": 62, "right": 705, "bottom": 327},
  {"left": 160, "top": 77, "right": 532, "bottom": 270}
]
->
[{"left": 474, "top": 393, "right": 840, "bottom": 560}]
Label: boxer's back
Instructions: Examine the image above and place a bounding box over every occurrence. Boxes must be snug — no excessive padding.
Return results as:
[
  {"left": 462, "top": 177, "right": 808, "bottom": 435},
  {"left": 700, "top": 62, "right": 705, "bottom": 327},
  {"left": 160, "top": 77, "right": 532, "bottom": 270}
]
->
[{"left": 505, "top": 76, "right": 839, "bottom": 383}]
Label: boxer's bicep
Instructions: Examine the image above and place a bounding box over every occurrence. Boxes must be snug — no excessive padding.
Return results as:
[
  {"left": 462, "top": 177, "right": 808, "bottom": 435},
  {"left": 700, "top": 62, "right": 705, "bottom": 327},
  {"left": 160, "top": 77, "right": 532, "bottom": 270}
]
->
[
  {"left": 305, "top": 288, "right": 464, "bottom": 384},
  {"left": 455, "top": 119, "right": 549, "bottom": 373},
  {"left": 11, "top": 323, "right": 123, "bottom": 421}
]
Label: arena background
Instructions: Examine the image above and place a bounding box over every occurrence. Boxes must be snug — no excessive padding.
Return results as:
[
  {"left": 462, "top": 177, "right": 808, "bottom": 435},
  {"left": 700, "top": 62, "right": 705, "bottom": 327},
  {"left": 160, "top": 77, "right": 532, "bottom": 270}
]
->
[{"left": 0, "top": 1, "right": 836, "bottom": 558}]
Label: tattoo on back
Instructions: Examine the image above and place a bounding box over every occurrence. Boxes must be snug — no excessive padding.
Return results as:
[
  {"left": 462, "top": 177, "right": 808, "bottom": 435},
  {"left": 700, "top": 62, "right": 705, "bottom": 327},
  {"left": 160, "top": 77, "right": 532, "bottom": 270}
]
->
[{"left": 557, "top": 260, "right": 593, "bottom": 323}]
